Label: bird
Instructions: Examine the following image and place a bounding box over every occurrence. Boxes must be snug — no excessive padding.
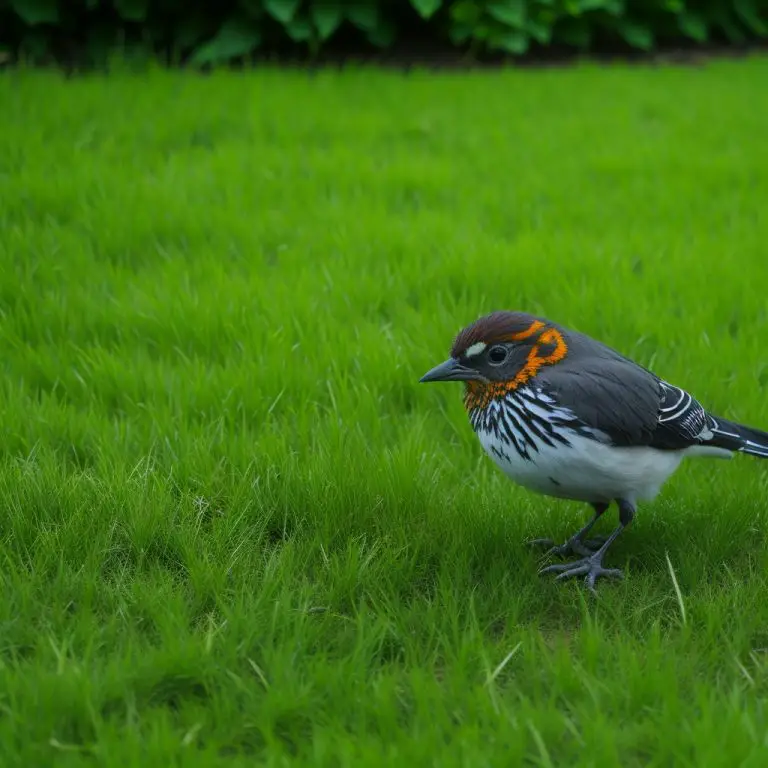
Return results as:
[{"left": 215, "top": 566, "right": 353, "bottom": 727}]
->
[{"left": 419, "top": 310, "right": 768, "bottom": 591}]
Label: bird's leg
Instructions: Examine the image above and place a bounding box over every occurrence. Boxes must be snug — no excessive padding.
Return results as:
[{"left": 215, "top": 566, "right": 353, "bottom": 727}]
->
[
  {"left": 538, "top": 498, "right": 634, "bottom": 592},
  {"left": 528, "top": 502, "right": 610, "bottom": 558}
]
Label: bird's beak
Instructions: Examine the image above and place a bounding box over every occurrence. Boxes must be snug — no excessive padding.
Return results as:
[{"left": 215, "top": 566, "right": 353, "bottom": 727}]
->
[{"left": 419, "top": 357, "right": 484, "bottom": 383}]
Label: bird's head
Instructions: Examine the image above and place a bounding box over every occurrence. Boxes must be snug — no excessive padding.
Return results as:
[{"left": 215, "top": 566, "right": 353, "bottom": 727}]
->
[{"left": 419, "top": 311, "right": 569, "bottom": 409}]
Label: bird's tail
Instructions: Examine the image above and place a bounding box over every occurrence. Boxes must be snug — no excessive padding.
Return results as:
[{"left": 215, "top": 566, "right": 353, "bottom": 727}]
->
[{"left": 708, "top": 416, "right": 768, "bottom": 459}]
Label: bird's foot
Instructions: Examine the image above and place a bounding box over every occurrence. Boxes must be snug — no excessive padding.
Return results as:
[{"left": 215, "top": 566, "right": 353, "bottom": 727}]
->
[
  {"left": 527, "top": 534, "right": 608, "bottom": 559},
  {"left": 538, "top": 552, "right": 623, "bottom": 593}
]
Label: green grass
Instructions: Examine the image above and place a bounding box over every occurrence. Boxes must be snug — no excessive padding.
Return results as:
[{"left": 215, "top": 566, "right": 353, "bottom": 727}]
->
[{"left": 2, "top": 56, "right": 768, "bottom": 765}]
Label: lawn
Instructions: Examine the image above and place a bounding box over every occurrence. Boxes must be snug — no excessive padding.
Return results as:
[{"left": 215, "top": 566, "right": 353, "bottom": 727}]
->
[{"left": 2, "top": 56, "right": 768, "bottom": 765}]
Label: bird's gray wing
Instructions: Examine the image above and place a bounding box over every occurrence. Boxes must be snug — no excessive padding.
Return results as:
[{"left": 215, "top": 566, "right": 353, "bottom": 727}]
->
[{"left": 537, "top": 357, "right": 713, "bottom": 450}]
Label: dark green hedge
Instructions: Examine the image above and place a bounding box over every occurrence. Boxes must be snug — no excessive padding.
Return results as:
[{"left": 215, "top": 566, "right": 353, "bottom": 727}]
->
[{"left": 0, "top": 0, "right": 766, "bottom": 67}]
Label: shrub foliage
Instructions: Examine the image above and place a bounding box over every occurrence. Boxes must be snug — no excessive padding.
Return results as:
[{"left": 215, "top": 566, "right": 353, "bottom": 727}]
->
[{"left": 0, "top": 0, "right": 766, "bottom": 66}]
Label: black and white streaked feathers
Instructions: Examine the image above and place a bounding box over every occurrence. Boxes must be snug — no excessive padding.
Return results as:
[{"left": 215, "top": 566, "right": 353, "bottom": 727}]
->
[
  {"left": 654, "top": 381, "right": 715, "bottom": 447},
  {"left": 468, "top": 386, "right": 609, "bottom": 462},
  {"left": 468, "top": 384, "right": 693, "bottom": 505},
  {"left": 653, "top": 384, "right": 768, "bottom": 459}
]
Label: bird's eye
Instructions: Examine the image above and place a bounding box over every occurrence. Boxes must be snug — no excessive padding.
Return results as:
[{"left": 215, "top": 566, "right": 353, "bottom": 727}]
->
[{"left": 488, "top": 345, "right": 508, "bottom": 365}]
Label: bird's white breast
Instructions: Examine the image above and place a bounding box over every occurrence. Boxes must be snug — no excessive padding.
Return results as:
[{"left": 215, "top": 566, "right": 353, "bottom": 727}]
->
[
  {"left": 470, "top": 390, "right": 700, "bottom": 505},
  {"left": 476, "top": 426, "right": 686, "bottom": 504}
]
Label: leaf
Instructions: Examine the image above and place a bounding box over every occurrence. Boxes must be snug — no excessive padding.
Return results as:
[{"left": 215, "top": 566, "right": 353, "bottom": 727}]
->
[
  {"left": 471, "top": 21, "right": 492, "bottom": 40},
  {"left": 410, "top": 0, "right": 441, "bottom": 19},
  {"left": 311, "top": 0, "right": 343, "bottom": 40},
  {"left": 617, "top": 19, "right": 653, "bottom": 49},
  {"left": 578, "top": 0, "right": 623, "bottom": 11},
  {"left": 490, "top": 28, "right": 529, "bottom": 53},
  {"left": 448, "top": 20, "right": 473, "bottom": 44},
  {"left": 264, "top": 0, "right": 301, "bottom": 24},
  {"left": 189, "top": 13, "right": 262, "bottom": 66},
  {"left": 734, "top": 0, "right": 767, "bottom": 35},
  {"left": 114, "top": 0, "right": 148, "bottom": 22},
  {"left": 526, "top": 19, "right": 552, "bottom": 44},
  {"left": 10, "top": 0, "right": 59, "bottom": 25},
  {"left": 677, "top": 11, "right": 708, "bottom": 42},
  {"left": 346, "top": 1, "right": 378, "bottom": 31},
  {"left": 564, "top": 0, "right": 581, "bottom": 15},
  {"left": 285, "top": 14, "right": 313, "bottom": 41},
  {"left": 487, "top": 0, "right": 525, "bottom": 28},
  {"left": 366, "top": 18, "right": 395, "bottom": 47},
  {"left": 450, "top": 0, "right": 481, "bottom": 25}
]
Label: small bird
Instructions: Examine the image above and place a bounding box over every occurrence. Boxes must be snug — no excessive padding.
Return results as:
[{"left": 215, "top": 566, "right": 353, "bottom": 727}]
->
[{"left": 420, "top": 310, "right": 768, "bottom": 591}]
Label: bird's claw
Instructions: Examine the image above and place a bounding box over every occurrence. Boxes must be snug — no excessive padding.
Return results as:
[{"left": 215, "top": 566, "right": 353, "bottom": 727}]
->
[
  {"left": 527, "top": 535, "right": 608, "bottom": 559},
  {"left": 538, "top": 555, "right": 624, "bottom": 593}
]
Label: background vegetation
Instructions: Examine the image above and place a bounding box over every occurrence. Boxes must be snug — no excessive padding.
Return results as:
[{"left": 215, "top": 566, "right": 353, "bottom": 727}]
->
[
  {"left": 2, "top": 57, "right": 768, "bottom": 763},
  {"left": 1, "top": 0, "right": 766, "bottom": 68}
]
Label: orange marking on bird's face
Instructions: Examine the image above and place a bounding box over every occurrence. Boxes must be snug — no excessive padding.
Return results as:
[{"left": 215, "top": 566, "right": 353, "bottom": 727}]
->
[
  {"left": 513, "top": 328, "right": 568, "bottom": 387},
  {"left": 463, "top": 326, "right": 568, "bottom": 410},
  {"left": 503, "top": 320, "right": 545, "bottom": 342}
]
